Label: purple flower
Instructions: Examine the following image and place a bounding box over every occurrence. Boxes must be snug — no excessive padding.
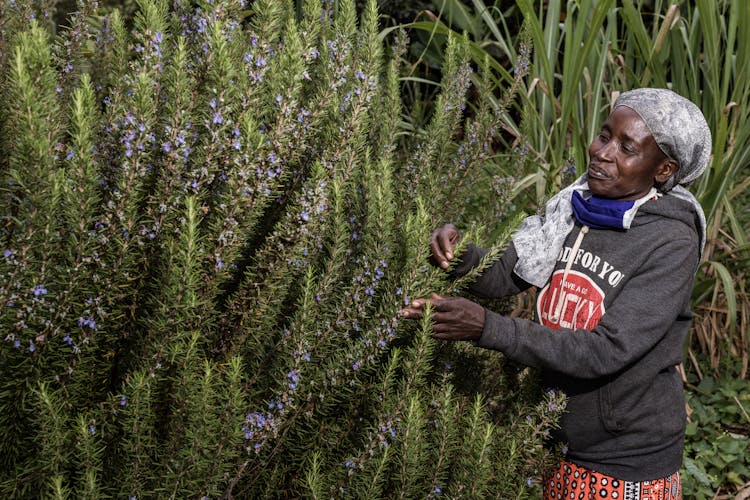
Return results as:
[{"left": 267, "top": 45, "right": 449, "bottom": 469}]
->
[
  {"left": 78, "top": 316, "right": 96, "bottom": 329},
  {"left": 120, "top": 395, "right": 127, "bottom": 407},
  {"left": 3, "top": 249, "right": 13, "bottom": 258},
  {"left": 287, "top": 370, "right": 299, "bottom": 390},
  {"left": 32, "top": 285, "right": 48, "bottom": 297}
]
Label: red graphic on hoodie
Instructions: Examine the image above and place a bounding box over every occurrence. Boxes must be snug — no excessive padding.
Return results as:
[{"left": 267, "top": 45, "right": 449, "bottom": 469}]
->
[{"left": 537, "top": 270, "right": 605, "bottom": 330}]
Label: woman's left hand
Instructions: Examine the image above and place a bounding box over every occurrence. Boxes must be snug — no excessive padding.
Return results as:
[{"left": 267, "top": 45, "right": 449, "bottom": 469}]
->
[{"left": 401, "top": 293, "right": 486, "bottom": 341}]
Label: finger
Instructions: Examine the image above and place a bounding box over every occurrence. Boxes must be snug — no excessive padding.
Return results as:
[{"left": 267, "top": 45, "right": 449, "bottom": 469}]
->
[
  {"left": 429, "top": 232, "right": 450, "bottom": 269},
  {"left": 429, "top": 294, "right": 449, "bottom": 312},
  {"left": 410, "top": 299, "right": 426, "bottom": 309},
  {"left": 430, "top": 225, "right": 459, "bottom": 269},
  {"left": 431, "top": 332, "right": 458, "bottom": 341},
  {"left": 430, "top": 321, "right": 453, "bottom": 333},
  {"left": 436, "top": 226, "right": 458, "bottom": 262},
  {"left": 400, "top": 307, "right": 423, "bottom": 319}
]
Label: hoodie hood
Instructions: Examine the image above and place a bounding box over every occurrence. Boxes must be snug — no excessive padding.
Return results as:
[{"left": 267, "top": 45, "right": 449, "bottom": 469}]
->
[{"left": 512, "top": 175, "right": 706, "bottom": 288}]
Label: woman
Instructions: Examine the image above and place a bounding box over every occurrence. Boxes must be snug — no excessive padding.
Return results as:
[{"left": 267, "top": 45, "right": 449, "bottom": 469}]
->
[{"left": 401, "top": 88, "right": 711, "bottom": 499}]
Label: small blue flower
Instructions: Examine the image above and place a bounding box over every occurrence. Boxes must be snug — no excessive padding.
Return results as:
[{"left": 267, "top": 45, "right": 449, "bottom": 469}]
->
[{"left": 32, "top": 285, "right": 48, "bottom": 297}]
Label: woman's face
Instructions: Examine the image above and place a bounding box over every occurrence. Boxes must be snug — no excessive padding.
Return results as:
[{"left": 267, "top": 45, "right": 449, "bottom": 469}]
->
[{"left": 587, "top": 106, "right": 676, "bottom": 200}]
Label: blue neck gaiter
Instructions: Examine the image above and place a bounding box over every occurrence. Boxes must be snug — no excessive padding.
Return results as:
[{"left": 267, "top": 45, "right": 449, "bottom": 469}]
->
[{"left": 571, "top": 190, "right": 636, "bottom": 230}]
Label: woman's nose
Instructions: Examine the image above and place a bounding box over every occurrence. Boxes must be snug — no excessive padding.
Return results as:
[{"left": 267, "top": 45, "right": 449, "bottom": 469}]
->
[{"left": 593, "top": 139, "right": 617, "bottom": 161}]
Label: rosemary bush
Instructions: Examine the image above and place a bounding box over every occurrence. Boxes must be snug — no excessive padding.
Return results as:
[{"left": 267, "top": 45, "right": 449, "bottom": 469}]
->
[{"left": 0, "top": 0, "right": 563, "bottom": 497}]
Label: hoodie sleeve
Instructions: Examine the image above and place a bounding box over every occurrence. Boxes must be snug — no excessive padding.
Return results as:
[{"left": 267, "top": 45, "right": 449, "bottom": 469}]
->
[
  {"left": 450, "top": 242, "right": 532, "bottom": 298},
  {"left": 475, "top": 235, "right": 698, "bottom": 379}
]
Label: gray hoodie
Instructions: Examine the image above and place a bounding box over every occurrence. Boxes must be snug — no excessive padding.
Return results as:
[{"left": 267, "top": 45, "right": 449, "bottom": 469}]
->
[{"left": 453, "top": 194, "right": 701, "bottom": 482}]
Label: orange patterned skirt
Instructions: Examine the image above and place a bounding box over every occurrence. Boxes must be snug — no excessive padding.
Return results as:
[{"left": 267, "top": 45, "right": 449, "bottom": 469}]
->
[{"left": 544, "top": 461, "right": 681, "bottom": 500}]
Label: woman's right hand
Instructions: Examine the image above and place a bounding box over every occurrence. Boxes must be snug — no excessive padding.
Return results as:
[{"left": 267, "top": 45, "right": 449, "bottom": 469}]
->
[{"left": 430, "top": 224, "right": 461, "bottom": 269}]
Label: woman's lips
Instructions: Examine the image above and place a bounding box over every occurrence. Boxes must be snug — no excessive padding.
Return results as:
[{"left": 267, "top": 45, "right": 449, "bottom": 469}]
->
[{"left": 587, "top": 163, "right": 610, "bottom": 180}]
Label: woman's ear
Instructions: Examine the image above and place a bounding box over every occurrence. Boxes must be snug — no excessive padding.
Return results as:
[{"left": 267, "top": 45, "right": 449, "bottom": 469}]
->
[{"left": 655, "top": 159, "right": 679, "bottom": 185}]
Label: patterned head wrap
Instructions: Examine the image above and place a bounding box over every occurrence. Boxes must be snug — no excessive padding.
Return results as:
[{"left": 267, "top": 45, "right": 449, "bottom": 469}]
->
[
  {"left": 613, "top": 88, "right": 712, "bottom": 191},
  {"left": 511, "top": 88, "right": 710, "bottom": 288}
]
